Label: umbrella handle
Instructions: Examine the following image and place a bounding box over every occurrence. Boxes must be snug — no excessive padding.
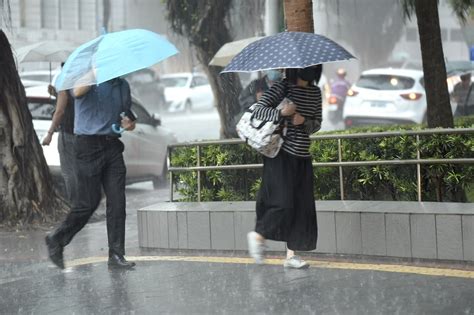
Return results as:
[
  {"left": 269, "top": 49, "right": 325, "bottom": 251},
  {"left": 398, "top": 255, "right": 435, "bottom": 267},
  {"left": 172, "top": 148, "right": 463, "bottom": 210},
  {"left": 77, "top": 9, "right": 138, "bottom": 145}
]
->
[
  {"left": 111, "top": 112, "right": 126, "bottom": 134},
  {"left": 112, "top": 124, "right": 125, "bottom": 134}
]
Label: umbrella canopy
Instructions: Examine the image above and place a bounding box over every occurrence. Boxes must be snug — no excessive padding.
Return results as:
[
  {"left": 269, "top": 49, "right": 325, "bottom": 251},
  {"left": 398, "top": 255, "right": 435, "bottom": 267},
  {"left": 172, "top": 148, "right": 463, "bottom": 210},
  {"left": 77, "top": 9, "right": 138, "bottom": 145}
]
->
[
  {"left": 55, "top": 29, "right": 179, "bottom": 91},
  {"left": 209, "top": 36, "right": 263, "bottom": 67},
  {"left": 221, "top": 32, "right": 355, "bottom": 73},
  {"left": 15, "top": 40, "right": 77, "bottom": 64}
]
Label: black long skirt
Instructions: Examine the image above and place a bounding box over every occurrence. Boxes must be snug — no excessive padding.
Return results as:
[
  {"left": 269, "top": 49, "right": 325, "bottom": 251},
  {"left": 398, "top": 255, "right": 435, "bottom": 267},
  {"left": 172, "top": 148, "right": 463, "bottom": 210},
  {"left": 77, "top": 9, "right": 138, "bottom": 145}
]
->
[{"left": 255, "top": 150, "right": 318, "bottom": 251}]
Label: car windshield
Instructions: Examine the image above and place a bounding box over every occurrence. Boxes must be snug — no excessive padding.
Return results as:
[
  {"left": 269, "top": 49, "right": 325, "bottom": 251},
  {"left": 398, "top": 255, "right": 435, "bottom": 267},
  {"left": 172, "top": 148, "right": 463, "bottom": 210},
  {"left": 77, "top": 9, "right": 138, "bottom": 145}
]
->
[
  {"left": 356, "top": 74, "right": 415, "bottom": 90},
  {"left": 28, "top": 98, "right": 55, "bottom": 120},
  {"left": 20, "top": 74, "right": 51, "bottom": 82},
  {"left": 161, "top": 77, "right": 188, "bottom": 87},
  {"left": 127, "top": 72, "right": 155, "bottom": 84}
]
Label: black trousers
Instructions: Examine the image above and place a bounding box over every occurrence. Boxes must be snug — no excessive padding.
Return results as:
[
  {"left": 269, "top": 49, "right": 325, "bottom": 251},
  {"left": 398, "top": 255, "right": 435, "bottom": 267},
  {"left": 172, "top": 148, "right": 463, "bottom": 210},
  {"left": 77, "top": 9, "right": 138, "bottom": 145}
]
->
[
  {"left": 53, "top": 135, "right": 127, "bottom": 256},
  {"left": 255, "top": 150, "right": 318, "bottom": 251}
]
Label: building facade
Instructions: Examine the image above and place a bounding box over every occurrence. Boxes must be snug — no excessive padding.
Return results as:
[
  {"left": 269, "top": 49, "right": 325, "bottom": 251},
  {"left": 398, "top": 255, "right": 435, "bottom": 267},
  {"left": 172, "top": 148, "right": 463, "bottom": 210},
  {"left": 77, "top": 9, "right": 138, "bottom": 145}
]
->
[{"left": 5, "top": 0, "right": 193, "bottom": 73}]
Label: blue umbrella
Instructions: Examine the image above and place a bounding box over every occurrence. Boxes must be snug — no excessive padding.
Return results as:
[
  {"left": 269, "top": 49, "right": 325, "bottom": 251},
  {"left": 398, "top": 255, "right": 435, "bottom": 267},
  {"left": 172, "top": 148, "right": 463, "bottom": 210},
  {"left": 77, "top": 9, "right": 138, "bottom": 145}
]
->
[
  {"left": 55, "top": 29, "right": 179, "bottom": 90},
  {"left": 221, "top": 32, "right": 355, "bottom": 73}
]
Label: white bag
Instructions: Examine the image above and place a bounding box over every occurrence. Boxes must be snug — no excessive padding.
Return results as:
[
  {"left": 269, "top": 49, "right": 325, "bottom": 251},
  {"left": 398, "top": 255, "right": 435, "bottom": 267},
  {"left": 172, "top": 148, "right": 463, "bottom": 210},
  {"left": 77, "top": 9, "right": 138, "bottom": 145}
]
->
[{"left": 236, "top": 103, "right": 286, "bottom": 158}]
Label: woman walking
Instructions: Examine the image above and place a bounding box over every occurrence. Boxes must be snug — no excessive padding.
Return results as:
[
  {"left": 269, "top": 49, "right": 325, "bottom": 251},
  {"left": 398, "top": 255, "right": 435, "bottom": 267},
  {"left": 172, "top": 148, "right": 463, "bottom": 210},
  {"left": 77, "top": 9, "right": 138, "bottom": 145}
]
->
[{"left": 247, "top": 65, "right": 322, "bottom": 269}]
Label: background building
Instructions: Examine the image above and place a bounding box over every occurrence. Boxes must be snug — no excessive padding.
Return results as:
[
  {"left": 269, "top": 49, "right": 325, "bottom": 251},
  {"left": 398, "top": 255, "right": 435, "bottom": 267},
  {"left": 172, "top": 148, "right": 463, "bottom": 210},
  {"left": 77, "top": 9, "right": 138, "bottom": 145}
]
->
[{"left": 6, "top": 0, "right": 199, "bottom": 73}]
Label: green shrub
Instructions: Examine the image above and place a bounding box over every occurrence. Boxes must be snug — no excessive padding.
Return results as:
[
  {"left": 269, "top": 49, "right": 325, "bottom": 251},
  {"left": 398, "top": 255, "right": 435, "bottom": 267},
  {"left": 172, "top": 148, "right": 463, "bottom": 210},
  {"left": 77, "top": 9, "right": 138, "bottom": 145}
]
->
[{"left": 170, "top": 116, "right": 474, "bottom": 202}]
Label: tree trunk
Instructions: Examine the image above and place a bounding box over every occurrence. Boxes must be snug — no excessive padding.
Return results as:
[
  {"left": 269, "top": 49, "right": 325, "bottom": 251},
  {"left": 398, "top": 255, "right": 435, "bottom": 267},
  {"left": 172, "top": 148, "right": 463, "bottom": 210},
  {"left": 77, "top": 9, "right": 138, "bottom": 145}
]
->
[
  {"left": 180, "top": 2, "right": 242, "bottom": 138},
  {"left": 415, "top": 0, "right": 454, "bottom": 128},
  {"left": 207, "top": 69, "right": 242, "bottom": 138},
  {"left": 167, "top": 0, "right": 242, "bottom": 138},
  {"left": 0, "top": 31, "right": 67, "bottom": 226},
  {"left": 283, "top": 0, "right": 314, "bottom": 32},
  {"left": 191, "top": 5, "right": 242, "bottom": 138}
]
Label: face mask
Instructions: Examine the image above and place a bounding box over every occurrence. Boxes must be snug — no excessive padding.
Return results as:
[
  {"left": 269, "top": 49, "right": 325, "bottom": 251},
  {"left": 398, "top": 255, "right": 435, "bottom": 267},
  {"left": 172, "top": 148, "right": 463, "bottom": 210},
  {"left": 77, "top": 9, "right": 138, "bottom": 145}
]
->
[
  {"left": 265, "top": 70, "right": 283, "bottom": 82},
  {"left": 298, "top": 68, "right": 317, "bottom": 82}
]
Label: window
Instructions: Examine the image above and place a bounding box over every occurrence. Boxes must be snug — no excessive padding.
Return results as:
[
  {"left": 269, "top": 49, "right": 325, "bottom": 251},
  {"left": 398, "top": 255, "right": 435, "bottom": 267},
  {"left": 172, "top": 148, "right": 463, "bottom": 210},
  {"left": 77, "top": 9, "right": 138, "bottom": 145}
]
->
[
  {"left": 161, "top": 77, "right": 188, "bottom": 88},
  {"left": 41, "top": 0, "right": 57, "bottom": 29},
  {"left": 194, "top": 76, "right": 209, "bottom": 86},
  {"left": 79, "top": 0, "right": 96, "bottom": 31},
  {"left": 60, "top": 0, "right": 78, "bottom": 30},
  {"left": 356, "top": 75, "right": 415, "bottom": 90}
]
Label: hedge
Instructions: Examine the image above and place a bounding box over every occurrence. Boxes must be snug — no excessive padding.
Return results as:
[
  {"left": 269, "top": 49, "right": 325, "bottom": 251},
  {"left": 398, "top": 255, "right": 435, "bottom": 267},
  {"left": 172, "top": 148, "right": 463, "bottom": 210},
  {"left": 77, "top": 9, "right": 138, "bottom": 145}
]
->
[{"left": 170, "top": 117, "right": 474, "bottom": 203}]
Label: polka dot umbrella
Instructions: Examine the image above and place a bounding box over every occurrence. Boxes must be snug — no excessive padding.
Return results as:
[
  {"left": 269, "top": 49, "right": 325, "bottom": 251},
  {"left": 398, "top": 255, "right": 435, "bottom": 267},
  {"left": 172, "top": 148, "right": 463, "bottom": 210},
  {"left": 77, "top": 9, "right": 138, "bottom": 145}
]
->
[{"left": 221, "top": 31, "right": 356, "bottom": 73}]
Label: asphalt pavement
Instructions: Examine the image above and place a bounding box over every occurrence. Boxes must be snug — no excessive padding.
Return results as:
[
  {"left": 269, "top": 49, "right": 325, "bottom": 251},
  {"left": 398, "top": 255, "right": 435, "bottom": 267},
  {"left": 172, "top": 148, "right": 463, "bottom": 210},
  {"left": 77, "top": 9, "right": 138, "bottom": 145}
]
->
[{"left": 1, "top": 179, "right": 474, "bottom": 314}]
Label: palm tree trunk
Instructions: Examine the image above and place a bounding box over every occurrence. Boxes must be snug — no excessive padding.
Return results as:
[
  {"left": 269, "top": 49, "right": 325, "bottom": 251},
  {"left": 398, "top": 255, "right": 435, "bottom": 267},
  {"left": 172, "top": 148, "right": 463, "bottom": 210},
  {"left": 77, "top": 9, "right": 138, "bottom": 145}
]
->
[
  {"left": 415, "top": 0, "right": 454, "bottom": 128},
  {"left": 0, "top": 30, "right": 67, "bottom": 226},
  {"left": 283, "top": 0, "right": 314, "bottom": 32}
]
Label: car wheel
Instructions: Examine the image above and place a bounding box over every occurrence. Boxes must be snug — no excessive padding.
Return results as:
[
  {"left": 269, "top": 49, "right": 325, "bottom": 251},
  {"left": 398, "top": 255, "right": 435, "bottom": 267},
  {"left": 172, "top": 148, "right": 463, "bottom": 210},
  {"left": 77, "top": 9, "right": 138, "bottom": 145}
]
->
[
  {"left": 185, "top": 99, "right": 192, "bottom": 113},
  {"left": 152, "top": 160, "right": 168, "bottom": 189}
]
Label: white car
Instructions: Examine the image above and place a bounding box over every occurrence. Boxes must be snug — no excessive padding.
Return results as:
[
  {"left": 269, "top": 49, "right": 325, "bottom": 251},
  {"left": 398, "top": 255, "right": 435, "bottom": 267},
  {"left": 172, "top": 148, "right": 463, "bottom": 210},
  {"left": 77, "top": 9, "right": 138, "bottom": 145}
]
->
[
  {"left": 161, "top": 72, "right": 215, "bottom": 113},
  {"left": 343, "top": 68, "right": 457, "bottom": 128},
  {"left": 26, "top": 85, "right": 177, "bottom": 189}
]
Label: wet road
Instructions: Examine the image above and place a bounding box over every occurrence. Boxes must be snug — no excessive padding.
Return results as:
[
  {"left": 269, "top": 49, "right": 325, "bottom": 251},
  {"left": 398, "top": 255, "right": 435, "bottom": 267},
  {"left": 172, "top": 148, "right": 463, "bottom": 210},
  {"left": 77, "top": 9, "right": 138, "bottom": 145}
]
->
[
  {"left": 1, "top": 254, "right": 474, "bottom": 314},
  {"left": 160, "top": 105, "right": 342, "bottom": 142},
  {"left": 1, "top": 176, "right": 474, "bottom": 314}
]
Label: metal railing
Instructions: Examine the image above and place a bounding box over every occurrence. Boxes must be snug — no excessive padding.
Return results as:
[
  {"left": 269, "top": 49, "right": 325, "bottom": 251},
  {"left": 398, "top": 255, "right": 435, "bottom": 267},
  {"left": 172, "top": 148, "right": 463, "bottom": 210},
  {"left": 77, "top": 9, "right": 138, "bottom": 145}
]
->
[{"left": 168, "top": 128, "right": 474, "bottom": 202}]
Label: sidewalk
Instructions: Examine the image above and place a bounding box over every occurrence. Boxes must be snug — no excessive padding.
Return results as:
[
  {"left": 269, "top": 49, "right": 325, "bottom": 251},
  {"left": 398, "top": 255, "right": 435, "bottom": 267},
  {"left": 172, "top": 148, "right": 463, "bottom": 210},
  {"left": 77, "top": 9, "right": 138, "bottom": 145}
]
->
[{"left": 1, "top": 186, "right": 474, "bottom": 314}]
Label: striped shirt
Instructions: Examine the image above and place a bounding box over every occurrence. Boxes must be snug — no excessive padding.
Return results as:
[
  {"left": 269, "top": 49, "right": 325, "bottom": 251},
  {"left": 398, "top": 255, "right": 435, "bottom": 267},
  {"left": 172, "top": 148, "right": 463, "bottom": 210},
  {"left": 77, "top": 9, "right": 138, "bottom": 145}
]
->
[{"left": 253, "top": 79, "right": 322, "bottom": 158}]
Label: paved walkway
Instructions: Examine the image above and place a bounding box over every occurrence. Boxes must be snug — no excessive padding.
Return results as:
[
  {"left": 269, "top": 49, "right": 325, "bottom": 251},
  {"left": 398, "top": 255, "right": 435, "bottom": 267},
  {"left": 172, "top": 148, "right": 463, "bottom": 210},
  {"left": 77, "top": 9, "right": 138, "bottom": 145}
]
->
[{"left": 1, "top": 196, "right": 474, "bottom": 314}]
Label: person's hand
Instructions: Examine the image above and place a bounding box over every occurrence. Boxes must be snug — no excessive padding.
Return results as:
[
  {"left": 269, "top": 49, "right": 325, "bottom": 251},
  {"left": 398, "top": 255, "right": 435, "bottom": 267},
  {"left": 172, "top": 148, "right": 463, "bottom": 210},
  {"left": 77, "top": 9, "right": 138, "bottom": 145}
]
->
[
  {"left": 121, "top": 116, "right": 136, "bottom": 131},
  {"left": 48, "top": 85, "right": 57, "bottom": 97},
  {"left": 292, "top": 113, "right": 305, "bottom": 125},
  {"left": 42, "top": 132, "right": 53, "bottom": 145},
  {"left": 280, "top": 100, "right": 296, "bottom": 117}
]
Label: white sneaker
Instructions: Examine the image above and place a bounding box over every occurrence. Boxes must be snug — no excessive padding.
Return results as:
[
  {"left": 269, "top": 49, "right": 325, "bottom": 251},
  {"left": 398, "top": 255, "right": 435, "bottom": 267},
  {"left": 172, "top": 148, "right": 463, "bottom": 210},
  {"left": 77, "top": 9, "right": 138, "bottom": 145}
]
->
[
  {"left": 247, "top": 231, "right": 264, "bottom": 264},
  {"left": 283, "top": 256, "right": 309, "bottom": 269}
]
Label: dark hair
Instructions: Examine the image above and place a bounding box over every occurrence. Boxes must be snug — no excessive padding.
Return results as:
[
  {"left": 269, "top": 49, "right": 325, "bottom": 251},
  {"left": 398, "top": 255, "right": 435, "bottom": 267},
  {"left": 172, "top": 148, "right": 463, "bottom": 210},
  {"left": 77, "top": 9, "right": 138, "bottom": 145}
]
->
[
  {"left": 285, "top": 68, "right": 298, "bottom": 85},
  {"left": 313, "top": 64, "right": 323, "bottom": 84},
  {"left": 285, "top": 64, "right": 323, "bottom": 86}
]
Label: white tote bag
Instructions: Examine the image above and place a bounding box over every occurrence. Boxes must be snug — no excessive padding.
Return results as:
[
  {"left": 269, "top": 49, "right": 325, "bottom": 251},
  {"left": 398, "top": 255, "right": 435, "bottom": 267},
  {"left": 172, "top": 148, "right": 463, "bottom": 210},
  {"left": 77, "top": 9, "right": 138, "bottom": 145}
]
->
[{"left": 236, "top": 103, "right": 286, "bottom": 158}]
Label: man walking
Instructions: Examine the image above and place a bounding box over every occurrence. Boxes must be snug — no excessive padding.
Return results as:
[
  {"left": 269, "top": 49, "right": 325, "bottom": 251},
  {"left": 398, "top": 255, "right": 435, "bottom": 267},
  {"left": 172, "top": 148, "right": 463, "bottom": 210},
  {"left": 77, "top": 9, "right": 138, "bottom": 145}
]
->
[{"left": 45, "top": 77, "right": 136, "bottom": 269}]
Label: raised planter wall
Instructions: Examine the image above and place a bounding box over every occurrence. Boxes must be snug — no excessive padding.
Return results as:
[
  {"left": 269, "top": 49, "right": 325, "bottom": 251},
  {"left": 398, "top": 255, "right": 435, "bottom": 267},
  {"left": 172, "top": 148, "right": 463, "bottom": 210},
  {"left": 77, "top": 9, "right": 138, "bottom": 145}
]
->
[{"left": 137, "top": 201, "right": 474, "bottom": 262}]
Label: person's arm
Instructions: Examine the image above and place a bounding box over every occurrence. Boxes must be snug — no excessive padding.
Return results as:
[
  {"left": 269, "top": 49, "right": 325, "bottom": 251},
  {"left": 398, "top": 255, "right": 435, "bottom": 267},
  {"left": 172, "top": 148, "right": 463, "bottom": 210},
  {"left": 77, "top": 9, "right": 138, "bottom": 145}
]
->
[
  {"left": 252, "top": 80, "right": 291, "bottom": 122},
  {"left": 300, "top": 86, "right": 323, "bottom": 134},
  {"left": 451, "top": 84, "right": 460, "bottom": 103},
  {"left": 121, "top": 81, "right": 136, "bottom": 131},
  {"left": 73, "top": 70, "right": 96, "bottom": 98},
  {"left": 42, "top": 91, "right": 69, "bottom": 145},
  {"left": 73, "top": 85, "right": 91, "bottom": 98}
]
